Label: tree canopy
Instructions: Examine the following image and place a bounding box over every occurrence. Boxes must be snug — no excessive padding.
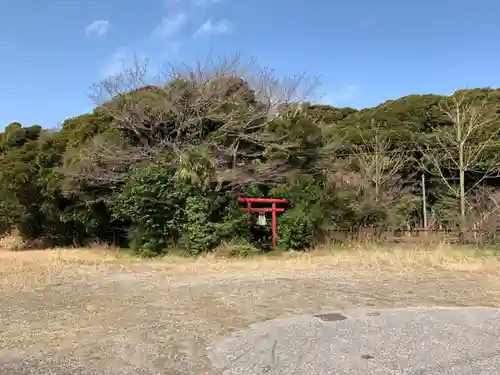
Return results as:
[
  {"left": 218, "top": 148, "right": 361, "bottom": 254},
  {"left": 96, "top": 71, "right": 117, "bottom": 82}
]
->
[{"left": 2, "top": 57, "right": 500, "bottom": 254}]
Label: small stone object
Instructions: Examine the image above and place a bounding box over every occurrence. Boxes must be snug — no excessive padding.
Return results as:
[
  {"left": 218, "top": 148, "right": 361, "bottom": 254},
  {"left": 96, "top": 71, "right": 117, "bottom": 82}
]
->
[{"left": 313, "top": 313, "right": 347, "bottom": 322}]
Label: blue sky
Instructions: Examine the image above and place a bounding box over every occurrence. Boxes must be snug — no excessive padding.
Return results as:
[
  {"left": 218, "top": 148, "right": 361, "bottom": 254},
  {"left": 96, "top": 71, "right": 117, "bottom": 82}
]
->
[{"left": 1, "top": 0, "right": 499, "bottom": 128}]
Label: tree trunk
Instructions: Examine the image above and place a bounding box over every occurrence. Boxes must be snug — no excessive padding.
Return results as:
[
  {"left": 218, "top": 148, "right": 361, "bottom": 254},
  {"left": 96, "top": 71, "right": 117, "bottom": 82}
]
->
[
  {"left": 421, "top": 173, "right": 428, "bottom": 236},
  {"left": 459, "top": 140, "right": 466, "bottom": 242}
]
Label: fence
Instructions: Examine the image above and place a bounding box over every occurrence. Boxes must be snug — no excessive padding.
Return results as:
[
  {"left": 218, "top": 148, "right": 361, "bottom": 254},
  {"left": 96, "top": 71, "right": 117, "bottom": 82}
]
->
[{"left": 326, "top": 227, "right": 500, "bottom": 245}]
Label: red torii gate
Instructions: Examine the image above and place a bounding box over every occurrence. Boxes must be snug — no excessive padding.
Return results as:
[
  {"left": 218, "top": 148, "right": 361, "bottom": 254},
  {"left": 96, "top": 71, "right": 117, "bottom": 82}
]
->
[{"left": 237, "top": 197, "right": 288, "bottom": 249}]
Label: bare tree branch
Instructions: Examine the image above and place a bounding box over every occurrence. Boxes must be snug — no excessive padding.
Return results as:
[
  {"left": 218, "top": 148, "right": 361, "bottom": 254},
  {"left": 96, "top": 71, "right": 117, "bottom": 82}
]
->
[
  {"left": 419, "top": 91, "right": 500, "bottom": 230},
  {"left": 74, "top": 54, "right": 322, "bottom": 189},
  {"left": 352, "top": 122, "right": 407, "bottom": 202}
]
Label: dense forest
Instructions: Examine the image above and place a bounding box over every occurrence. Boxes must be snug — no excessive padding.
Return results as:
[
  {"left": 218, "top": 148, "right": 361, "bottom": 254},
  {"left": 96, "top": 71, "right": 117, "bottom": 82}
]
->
[{"left": 3, "top": 57, "right": 500, "bottom": 255}]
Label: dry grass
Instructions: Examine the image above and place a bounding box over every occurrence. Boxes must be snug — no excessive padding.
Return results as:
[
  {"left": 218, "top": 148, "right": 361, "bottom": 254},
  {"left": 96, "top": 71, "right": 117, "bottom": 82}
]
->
[
  {"left": 2, "top": 243, "right": 500, "bottom": 374},
  {"left": 1, "top": 242, "right": 500, "bottom": 291},
  {"left": 207, "top": 242, "right": 500, "bottom": 273},
  {"left": 0, "top": 244, "right": 500, "bottom": 286},
  {"left": 0, "top": 244, "right": 500, "bottom": 278}
]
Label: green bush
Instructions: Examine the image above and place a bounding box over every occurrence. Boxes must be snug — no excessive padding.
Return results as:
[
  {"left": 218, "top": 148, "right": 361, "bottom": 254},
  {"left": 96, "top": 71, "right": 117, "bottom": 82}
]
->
[
  {"left": 213, "top": 199, "right": 250, "bottom": 241},
  {"left": 270, "top": 178, "right": 327, "bottom": 250},
  {"left": 111, "top": 162, "right": 246, "bottom": 256},
  {"left": 180, "top": 196, "right": 217, "bottom": 255},
  {"left": 128, "top": 224, "right": 166, "bottom": 257},
  {"left": 216, "top": 238, "right": 261, "bottom": 258},
  {"left": 110, "top": 162, "right": 195, "bottom": 256},
  {"left": 277, "top": 204, "right": 316, "bottom": 250}
]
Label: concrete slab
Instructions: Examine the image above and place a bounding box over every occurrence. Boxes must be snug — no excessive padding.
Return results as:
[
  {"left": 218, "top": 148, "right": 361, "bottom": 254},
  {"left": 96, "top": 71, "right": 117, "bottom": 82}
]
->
[{"left": 208, "top": 306, "right": 500, "bottom": 375}]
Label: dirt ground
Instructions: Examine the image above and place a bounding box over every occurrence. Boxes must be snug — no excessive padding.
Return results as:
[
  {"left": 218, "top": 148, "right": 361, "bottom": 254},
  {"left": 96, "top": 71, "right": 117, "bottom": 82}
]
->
[{"left": 2, "top": 245, "right": 500, "bottom": 374}]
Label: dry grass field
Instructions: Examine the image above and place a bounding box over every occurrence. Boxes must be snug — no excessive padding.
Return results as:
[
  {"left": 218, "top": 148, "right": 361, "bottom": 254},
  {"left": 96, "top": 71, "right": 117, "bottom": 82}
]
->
[{"left": 2, "top": 244, "right": 500, "bottom": 374}]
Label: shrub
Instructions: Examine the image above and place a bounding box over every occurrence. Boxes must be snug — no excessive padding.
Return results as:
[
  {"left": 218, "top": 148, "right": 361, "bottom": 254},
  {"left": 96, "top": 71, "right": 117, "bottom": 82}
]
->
[
  {"left": 180, "top": 196, "right": 217, "bottom": 255},
  {"left": 110, "top": 162, "right": 195, "bottom": 256},
  {"left": 214, "top": 238, "right": 261, "bottom": 258},
  {"left": 269, "top": 178, "right": 327, "bottom": 250},
  {"left": 277, "top": 204, "right": 316, "bottom": 250}
]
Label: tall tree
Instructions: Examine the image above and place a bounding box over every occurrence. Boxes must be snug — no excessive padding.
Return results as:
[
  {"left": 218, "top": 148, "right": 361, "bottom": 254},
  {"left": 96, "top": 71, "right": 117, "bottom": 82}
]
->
[
  {"left": 420, "top": 92, "right": 500, "bottom": 231},
  {"left": 352, "top": 122, "right": 407, "bottom": 202},
  {"left": 77, "top": 55, "right": 320, "bottom": 190}
]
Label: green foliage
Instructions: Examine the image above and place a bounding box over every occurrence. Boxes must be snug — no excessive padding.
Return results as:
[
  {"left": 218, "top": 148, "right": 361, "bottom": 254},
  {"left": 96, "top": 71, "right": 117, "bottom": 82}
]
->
[
  {"left": 59, "top": 112, "right": 114, "bottom": 149},
  {"left": 110, "top": 162, "right": 191, "bottom": 256},
  {"left": 218, "top": 238, "right": 261, "bottom": 258},
  {"left": 180, "top": 196, "right": 216, "bottom": 255},
  {"left": 212, "top": 195, "right": 250, "bottom": 241},
  {"left": 2, "top": 85, "right": 500, "bottom": 253},
  {"left": 269, "top": 178, "right": 328, "bottom": 250},
  {"left": 277, "top": 204, "right": 316, "bottom": 250}
]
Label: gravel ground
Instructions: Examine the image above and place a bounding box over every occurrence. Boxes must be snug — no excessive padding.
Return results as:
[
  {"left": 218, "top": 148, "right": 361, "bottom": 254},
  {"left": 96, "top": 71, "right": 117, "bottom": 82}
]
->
[
  {"left": 209, "top": 306, "right": 500, "bottom": 374},
  {"left": 1, "top": 256, "right": 500, "bottom": 374}
]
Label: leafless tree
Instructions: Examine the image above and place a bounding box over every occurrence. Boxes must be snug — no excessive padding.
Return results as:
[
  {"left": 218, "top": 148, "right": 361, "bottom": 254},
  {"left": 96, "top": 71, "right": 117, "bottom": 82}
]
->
[
  {"left": 420, "top": 91, "right": 500, "bottom": 231},
  {"left": 319, "top": 123, "right": 412, "bottom": 232},
  {"left": 62, "top": 134, "right": 155, "bottom": 187},
  {"left": 73, "top": 54, "right": 320, "bottom": 188},
  {"left": 351, "top": 122, "right": 407, "bottom": 202},
  {"left": 465, "top": 186, "right": 500, "bottom": 242},
  {"left": 350, "top": 123, "right": 417, "bottom": 231}
]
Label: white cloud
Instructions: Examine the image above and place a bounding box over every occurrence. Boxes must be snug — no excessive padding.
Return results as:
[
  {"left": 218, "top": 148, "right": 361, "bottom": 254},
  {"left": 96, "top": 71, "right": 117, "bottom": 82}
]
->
[
  {"left": 194, "top": 18, "right": 231, "bottom": 36},
  {"left": 153, "top": 12, "right": 188, "bottom": 39},
  {"left": 322, "top": 84, "right": 358, "bottom": 106},
  {"left": 85, "top": 20, "right": 111, "bottom": 38}
]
